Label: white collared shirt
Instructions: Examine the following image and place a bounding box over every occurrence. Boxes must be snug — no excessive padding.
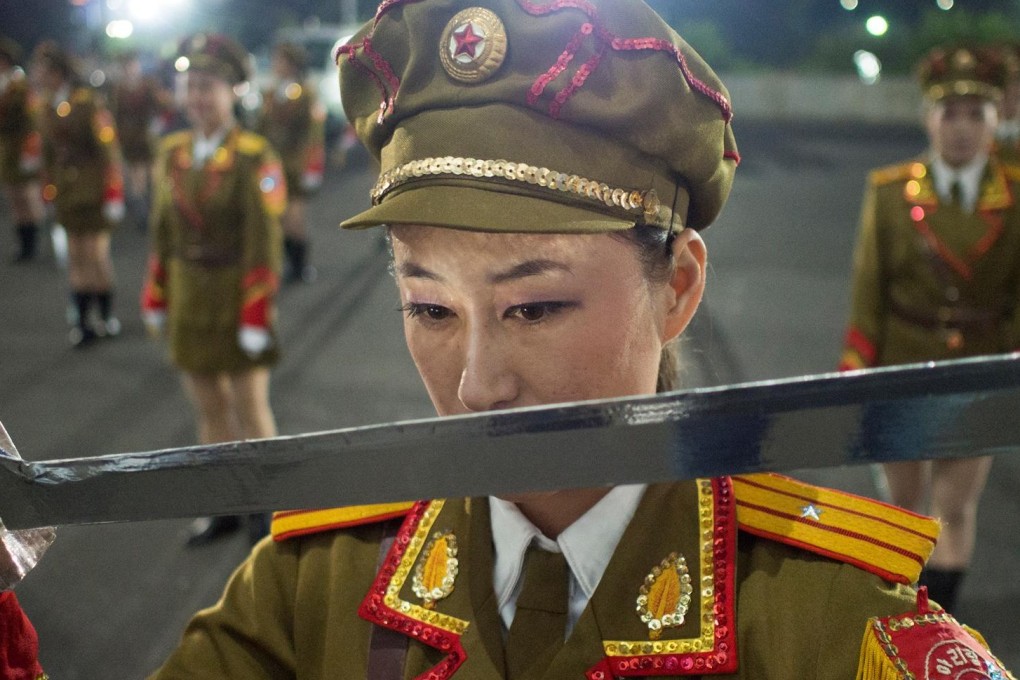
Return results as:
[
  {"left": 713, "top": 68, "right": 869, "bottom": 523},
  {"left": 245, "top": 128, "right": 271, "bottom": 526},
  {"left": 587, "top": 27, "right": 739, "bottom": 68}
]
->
[
  {"left": 931, "top": 153, "right": 987, "bottom": 214},
  {"left": 489, "top": 484, "right": 646, "bottom": 638},
  {"left": 193, "top": 125, "right": 232, "bottom": 165}
]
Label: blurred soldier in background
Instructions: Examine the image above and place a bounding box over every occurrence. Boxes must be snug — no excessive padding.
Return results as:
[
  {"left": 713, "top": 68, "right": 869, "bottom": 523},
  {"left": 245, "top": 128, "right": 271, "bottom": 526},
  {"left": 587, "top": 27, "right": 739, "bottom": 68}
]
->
[
  {"left": 31, "top": 41, "right": 125, "bottom": 348},
  {"left": 256, "top": 42, "right": 325, "bottom": 284},
  {"left": 110, "top": 49, "right": 165, "bottom": 231},
  {"left": 141, "top": 33, "right": 285, "bottom": 546},
  {"left": 0, "top": 37, "right": 43, "bottom": 264},
  {"left": 840, "top": 45, "right": 1020, "bottom": 612}
]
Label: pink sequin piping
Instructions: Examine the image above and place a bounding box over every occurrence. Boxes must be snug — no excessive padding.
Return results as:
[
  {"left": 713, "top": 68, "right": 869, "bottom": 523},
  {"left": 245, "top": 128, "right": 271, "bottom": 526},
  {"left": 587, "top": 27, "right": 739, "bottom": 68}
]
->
[{"left": 341, "top": 0, "right": 735, "bottom": 130}]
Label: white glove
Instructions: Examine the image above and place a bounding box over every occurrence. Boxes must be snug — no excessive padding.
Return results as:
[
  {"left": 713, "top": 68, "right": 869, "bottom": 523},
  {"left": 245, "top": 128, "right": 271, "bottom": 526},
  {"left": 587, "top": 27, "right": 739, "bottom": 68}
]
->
[
  {"left": 142, "top": 310, "right": 166, "bottom": 337},
  {"left": 238, "top": 325, "right": 271, "bottom": 357},
  {"left": 102, "top": 199, "right": 126, "bottom": 223},
  {"left": 301, "top": 170, "right": 323, "bottom": 192}
]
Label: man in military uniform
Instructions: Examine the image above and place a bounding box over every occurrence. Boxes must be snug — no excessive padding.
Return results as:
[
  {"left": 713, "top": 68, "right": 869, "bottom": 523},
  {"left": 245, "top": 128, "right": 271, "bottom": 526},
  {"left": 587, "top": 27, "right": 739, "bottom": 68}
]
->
[
  {"left": 840, "top": 45, "right": 1020, "bottom": 612},
  {"left": 255, "top": 42, "right": 326, "bottom": 284},
  {"left": 0, "top": 37, "right": 43, "bottom": 263}
]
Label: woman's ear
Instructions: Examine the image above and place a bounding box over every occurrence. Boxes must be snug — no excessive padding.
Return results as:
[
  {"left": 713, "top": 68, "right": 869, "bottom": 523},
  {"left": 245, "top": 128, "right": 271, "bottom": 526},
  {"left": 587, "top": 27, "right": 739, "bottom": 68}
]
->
[{"left": 661, "top": 228, "right": 707, "bottom": 342}]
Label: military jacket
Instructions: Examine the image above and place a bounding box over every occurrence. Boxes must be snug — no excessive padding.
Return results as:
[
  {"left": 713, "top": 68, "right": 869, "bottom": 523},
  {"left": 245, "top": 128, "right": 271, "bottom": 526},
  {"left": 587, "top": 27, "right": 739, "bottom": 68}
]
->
[
  {"left": 38, "top": 85, "right": 123, "bottom": 234},
  {"left": 147, "top": 127, "right": 285, "bottom": 373},
  {"left": 110, "top": 77, "right": 163, "bottom": 163},
  {"left": 152, "top": 475, "right": 1010, "bottom": 680},
  {"left": 0, "top": 70, "right": 40, "bottom": 185},
  {"left": 256, "top": 82, "right": 326, "bottom": 197},
  {"left": 841, "top": 157, "right": 1020, "bottom": 369}
]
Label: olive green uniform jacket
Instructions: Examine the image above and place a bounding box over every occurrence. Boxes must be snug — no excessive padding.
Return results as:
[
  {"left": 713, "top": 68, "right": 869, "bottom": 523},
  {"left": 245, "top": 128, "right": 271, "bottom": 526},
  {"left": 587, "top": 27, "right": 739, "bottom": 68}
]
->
[
  {"left": 0, "top": 72, "right": 39, "bottom": 185},
  {"left": 149, "top": 474, "right": 1001, "bottom": 680},
  {"left": 256, "top": 82, "right": 326, "bottom": 198},
  {"left": 110, "top": 77, "right": 163, "bottom": 163},
  {"left": 841, "top": 157, "right": 1020, "bottom": 370},
  {"left": 147, "top": 127, "right": 285, "bottom": 373},
  {"left": 39, "top": 85, "right": 123, "bottom": 234}
]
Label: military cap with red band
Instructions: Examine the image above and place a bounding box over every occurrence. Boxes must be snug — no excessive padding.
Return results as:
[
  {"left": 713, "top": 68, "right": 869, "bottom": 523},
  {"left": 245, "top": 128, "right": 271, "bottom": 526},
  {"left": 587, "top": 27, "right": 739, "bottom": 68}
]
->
[
  {"left": 177, "top": 32, "right": 251, "bottom": 85},
  {"left": 337, "top": 0, "right": 739, "bottom": 233},
  {"left": 918, "top": 44, "right": 1011, "bottom": 103}
]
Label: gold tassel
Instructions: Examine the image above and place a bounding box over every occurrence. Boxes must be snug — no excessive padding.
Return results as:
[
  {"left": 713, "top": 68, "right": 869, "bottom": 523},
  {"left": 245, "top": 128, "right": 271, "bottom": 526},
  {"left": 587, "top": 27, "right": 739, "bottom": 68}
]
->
[{"left": 855, "top": 620, "right": 906, "bottom": 680}]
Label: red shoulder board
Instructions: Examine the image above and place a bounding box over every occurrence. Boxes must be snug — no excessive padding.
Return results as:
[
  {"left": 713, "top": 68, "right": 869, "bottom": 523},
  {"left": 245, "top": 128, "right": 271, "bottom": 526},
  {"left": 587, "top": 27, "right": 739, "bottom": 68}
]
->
[
  {"left": 857, "top": 588, "right": 1015, "bottom": 680},
  {"left": 271, "top": 502, "right": 416, "bottom": 541},
  {"left": 733, "top": 473, "right": 940, "bottom": 584}
]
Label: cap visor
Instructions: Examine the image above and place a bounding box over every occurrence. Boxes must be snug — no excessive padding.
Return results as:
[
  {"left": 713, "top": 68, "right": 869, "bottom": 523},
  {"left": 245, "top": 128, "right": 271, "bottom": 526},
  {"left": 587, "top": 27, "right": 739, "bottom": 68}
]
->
[{"left": 340, "top": 183, "right": 635, "bottom": 234}]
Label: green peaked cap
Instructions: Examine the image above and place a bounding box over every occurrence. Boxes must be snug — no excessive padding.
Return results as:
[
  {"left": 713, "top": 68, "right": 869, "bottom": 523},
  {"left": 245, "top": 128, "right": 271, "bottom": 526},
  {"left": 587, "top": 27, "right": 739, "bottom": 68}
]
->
[{"left": 338, "top": 0, "right": 739, "bottom": 233}]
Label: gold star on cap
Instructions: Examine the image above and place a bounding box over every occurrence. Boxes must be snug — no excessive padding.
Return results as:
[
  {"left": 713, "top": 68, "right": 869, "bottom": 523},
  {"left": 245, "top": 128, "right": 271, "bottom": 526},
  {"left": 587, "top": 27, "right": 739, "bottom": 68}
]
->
[{"left": 439, "top": 7, "right": 507, "bottom": 84}]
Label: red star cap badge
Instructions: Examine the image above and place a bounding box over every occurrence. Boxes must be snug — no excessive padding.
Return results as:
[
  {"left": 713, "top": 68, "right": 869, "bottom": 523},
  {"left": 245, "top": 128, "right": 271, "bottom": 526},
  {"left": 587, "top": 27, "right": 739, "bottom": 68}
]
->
[{"left": 452, "top": 22, "right": 484, "bottom": 59}]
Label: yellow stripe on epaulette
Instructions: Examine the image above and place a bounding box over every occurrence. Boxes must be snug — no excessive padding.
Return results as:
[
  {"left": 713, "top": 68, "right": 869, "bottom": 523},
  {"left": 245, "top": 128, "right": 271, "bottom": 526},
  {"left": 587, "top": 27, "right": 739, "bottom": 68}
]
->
[
  {"left": 733, "top": 473, "right": 940, "bottom": 585},
  {"left": 271, "top": 502, "right": 416, "bottom": 542},
  {"left": 237, "top": 130, "right": 268, "bottom": 156},
  {"left": 159, "top": 130, "right": 192, "bottom": 153},
  {"left": 869, "top": 161, "right": 919, "bottom": 187}
]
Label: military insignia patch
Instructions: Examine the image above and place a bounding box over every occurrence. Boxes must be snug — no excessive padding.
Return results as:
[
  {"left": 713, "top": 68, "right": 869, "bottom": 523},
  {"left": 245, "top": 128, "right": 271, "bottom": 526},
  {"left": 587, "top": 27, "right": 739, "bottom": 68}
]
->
[
  {"left": 412, "top": 530, "right": 459, "bottom": 609},
  {"left": 858, "top": 588, "right": 1015, "bottom": 680},
  {"left": 636, "top": 552, "right": 693, "bottom": 640},
  {"left": 439, "top": 7, "right": 508, "bottom": 84},
  {"left": 257, "top": 161, "right": 287, "bottom": 218}
]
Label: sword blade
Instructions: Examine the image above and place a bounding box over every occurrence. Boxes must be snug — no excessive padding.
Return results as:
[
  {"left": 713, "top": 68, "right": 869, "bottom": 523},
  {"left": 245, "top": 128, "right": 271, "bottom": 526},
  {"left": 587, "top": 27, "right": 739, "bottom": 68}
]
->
[{"left": 2, "top": 353, "right": 1019, "bottom": 530}]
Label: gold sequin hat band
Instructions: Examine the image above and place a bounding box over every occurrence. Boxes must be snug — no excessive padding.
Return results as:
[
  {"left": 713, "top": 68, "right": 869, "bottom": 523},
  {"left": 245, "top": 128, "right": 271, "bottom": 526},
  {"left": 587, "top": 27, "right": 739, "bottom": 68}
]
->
[{"left": 342, "top": 105, "right": 688, "bottom": 233}]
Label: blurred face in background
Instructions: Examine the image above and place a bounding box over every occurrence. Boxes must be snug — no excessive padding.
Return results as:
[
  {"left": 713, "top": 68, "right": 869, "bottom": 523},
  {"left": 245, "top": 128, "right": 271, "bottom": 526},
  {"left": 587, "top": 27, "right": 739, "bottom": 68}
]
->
[
  {"left": 183, "top": 69, "right": 236, "bottom": 137},
  {"left": 926, "top": 95, "right": 998, "bottom": 168}
]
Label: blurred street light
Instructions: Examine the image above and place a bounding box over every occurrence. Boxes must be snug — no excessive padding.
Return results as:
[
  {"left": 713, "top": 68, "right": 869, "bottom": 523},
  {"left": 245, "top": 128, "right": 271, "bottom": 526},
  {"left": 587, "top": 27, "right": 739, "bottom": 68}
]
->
[
  {"left": 840, "top": 0, "right": 859, "bottom": 10},
  {"left": 854, "top": 50, "right": 882, "bottom": 84},
  {"left": 865, "top": 15, "right": 889, "bottom": 37},
  {"left": 936, "top": 0, "right": 954, "bottom": 9},
  {"left": 105, "top": 18, "right": 133, "bottom": 39}
]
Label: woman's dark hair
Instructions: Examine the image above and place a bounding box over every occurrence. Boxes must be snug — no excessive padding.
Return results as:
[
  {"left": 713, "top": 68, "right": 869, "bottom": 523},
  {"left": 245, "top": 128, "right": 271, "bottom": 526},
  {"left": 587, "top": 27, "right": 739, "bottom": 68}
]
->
[{"left": 613, "top": 224, "right": 683, "bottom": 394}]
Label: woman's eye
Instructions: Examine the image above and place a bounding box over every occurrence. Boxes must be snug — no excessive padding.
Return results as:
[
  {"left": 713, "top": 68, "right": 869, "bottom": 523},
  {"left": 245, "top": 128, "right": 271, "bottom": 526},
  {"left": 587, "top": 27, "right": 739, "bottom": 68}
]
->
[
  {"left": 507, "top": 302, "right": 573, "bottom": 322},
  {"left": 402, "top": 303, "right": 452, "bottom": 321}
]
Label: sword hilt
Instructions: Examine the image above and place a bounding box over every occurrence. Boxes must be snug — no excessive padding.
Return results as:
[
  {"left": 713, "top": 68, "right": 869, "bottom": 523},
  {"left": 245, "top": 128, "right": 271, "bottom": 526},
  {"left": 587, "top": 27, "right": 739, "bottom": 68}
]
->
[{"left": 0, "top": 423, "right": 55, "bottom": 591}]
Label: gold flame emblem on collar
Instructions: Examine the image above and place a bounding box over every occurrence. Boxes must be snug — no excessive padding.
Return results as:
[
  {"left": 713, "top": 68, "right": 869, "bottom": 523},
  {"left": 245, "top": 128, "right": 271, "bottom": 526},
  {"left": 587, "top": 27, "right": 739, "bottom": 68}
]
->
[
  {"left": 636, "top": 552, "right": 693, "bottom": 640},
  {"left": 412, "top": 530, "right": 459, "bottom": 609}
]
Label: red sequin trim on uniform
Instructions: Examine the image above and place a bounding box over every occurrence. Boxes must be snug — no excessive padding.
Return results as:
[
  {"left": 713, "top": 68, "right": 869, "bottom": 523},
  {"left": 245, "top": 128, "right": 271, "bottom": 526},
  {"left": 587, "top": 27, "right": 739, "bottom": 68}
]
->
[
  {"left": 843, "top": 326, "right": 877, "bottom": 367},
  {"left": 587, "top": 478, "right": 738, "bottom": 678},
  {"left": 358, "top": 501, "right": 468, "bottom": 680},
  {"left": 910, "top": 206, "right": 1005, "bottom": 282}
]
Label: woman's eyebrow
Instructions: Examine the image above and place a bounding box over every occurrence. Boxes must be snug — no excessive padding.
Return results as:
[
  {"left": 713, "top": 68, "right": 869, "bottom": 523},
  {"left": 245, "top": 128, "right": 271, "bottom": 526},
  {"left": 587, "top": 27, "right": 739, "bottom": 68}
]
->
[
  {"left": 489, "top": 259, "right": 572, "bottom": 284},
  {"left": 396, "top": 262, "right": 441, "bottom": 281}
]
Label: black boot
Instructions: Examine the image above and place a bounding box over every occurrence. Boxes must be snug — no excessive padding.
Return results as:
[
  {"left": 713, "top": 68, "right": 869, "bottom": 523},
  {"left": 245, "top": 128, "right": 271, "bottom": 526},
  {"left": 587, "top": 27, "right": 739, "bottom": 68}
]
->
[
  {"left": 95, "top": 290, "right": 120, "bottom": 338},
  {"left": 919, "top": 568, "right": 965, "bottom": 612},
  {"left": 69, "top": 291, "right": 98, "bottom": 349},
  {"left": 13, "top": 222, "right": 38, "bottom": 263},
  {"left": 284, "top": 237, "right": 315, "bottom": 284}
]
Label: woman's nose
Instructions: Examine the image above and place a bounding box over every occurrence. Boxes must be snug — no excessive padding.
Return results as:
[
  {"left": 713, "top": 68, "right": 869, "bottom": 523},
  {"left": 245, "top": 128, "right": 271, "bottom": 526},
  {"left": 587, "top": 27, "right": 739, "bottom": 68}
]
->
[{"left": 456, "top": 323, "right": 519, "bottom": 412}]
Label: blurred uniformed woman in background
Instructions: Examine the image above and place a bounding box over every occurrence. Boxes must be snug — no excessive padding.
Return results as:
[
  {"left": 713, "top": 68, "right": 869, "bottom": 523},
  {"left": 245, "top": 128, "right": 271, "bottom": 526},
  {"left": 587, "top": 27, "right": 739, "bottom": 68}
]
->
[
  {"left": 0, "top": 37, "right": 43, "bottom": 264},
  {"left": 141, "top": 33, "right": 285, "bottom": 545},
  {"left": 256, "top": 41, "right": 326, "bottom": 284},
  {"left": 841, "top": 45, "right": 1020, "bottom": 612}
]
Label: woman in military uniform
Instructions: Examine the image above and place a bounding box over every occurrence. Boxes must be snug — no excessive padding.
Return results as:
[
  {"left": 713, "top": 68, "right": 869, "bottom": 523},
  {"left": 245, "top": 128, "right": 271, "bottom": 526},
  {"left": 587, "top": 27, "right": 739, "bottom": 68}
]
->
[
  {"left": 0, "top": 37, "right": 43, "bottom": 263},
  {"left": 31, "top": 41, "right": 124, "bottom": 347},
  {"left": 840, "top": 46, "right": 1020, "bottom": 612},
  {"left": 110, "top": 50, "right": 165, "bottom": 231},
  {"left": 152, "top": 2, "right": 1013, "bottom": 678},
  {"left": 255, "top": 42, "right": 326, "bottom": 284},
  {"left": 141, "top": 34, "right": 285, "bottom": 545}
]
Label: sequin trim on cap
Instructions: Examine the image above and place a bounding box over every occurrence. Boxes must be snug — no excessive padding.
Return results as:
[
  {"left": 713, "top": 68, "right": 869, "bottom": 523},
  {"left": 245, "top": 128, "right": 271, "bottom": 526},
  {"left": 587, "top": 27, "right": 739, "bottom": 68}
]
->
[{"left": 371, "top": 156, "right": 669, "bottom": 227}]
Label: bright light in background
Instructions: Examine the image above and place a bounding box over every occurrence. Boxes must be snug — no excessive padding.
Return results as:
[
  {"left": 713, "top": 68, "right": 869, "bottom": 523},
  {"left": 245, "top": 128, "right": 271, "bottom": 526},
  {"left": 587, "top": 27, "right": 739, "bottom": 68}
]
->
[
  {"left": 936, "top": 0, "right": 954, "bottom": 9},
  {"left": 127, "top": 0, "right": 158, "bottom": 23},
  {"left": 105, "top": 19, "right": 134, "bottom": 39},
  {"left": 174, "top": 56, "right": 190, "bottom": 73},
  {"left": 854, "top": 50, "right": 882, "bottom": 84},
  {"left": 865, "top": 15, "right": 889, "bottom": 37},
  {"left": 840, "top": 0, "right": 858, "bottom": 10}
]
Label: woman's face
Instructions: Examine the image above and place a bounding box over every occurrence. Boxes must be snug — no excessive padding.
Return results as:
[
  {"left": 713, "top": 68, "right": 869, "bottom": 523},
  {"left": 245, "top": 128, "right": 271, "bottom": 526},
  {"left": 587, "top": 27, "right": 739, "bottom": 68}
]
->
[
  {"left": 926, "top": 95, "right": 998, "bottom": 168},
  {"left": 390, "top": 225, "right": 705, "bottom": 417},
  {"left": 183, "top": 69, "right": 236, "bottom": 135}
]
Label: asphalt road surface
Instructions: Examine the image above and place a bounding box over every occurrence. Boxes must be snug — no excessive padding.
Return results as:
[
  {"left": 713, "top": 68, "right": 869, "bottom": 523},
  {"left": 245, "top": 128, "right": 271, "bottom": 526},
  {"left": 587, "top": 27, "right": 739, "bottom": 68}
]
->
[{"left": 1, "top": 120, "right": 1017, "bottom": 678}]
